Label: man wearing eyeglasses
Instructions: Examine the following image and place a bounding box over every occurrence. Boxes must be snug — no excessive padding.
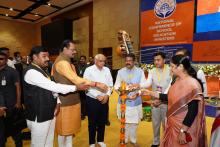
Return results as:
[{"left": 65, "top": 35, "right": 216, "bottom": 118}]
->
[{"left": 83, "top": 54, "right": 113, "bottom": 147}]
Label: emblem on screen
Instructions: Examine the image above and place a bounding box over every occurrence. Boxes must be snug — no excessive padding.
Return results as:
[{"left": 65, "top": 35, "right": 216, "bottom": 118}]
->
[{"left": 154, "top": 0, "right": 176, "bottom": 19}]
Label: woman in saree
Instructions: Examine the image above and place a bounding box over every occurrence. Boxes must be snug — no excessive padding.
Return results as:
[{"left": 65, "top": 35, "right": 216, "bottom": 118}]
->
[{"left": 142, "top": 55, "right": 207, "bottom": 147}]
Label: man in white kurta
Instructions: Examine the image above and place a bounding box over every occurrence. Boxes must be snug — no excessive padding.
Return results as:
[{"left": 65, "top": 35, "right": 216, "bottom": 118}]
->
[{"left": 114, "top": 54, "right": 146, "bottom": 146}]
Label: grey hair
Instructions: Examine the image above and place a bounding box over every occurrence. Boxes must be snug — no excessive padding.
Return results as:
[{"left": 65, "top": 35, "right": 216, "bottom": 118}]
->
[{"left": 94, "top": 54, "right": 106, "bottom": 60}]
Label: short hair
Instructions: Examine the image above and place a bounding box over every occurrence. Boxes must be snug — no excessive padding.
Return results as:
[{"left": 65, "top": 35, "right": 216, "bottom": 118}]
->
[
  {"left": 60, "top": 39, "right": 75, "bottom": 52},
  {"left": 0, "top": 52, "right": 7, "bottom": 57},
  {"left": 175, "top": 48, "right": 190, "bottom": 57},
  {"left": 14, "top": 51, "right": 20, "bottom": 57},
  {"left": 125, "top": 53, "right": 135, "bottom": 61},
  {"left": 153, "top": 52, "right": 166, "bottom": 59},
  {"left": 80, "top": 55, "right": 86, "bottom": 59},
  {"left": 29, "top": 46, "right": 48, "bottom": 59},
  {"left": 0, "top": 47, "right": 9, "bottom": 51}
]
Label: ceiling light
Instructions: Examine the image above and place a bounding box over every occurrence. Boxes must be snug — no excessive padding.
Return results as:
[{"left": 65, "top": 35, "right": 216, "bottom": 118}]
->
[
  {"left": 5, "top": 14, "right": 8, "bottom": 17},
  {"left": 9, "top": 8, "right": 13, "bottom": 11},
  {"left": 35, "top": 13, "right": 39, "bottom": 16},
  {"left": 47, "top": 3, "right": 51, "bottom": 6}
]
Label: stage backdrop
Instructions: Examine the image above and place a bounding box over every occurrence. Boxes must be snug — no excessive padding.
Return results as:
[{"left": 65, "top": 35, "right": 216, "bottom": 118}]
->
[{"left": 140, "top": 0, "right": 220, "bottom": 63}]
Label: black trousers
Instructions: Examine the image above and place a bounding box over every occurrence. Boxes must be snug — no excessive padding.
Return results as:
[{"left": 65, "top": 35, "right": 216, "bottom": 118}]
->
[
  {"left": 0, "top": 117, "right": 5, "bottom": 147},
  {"left": 79, "top": 91, "right": 87, "bottom": 117},
  {"left": 5, "top": 108, "right": 23, "bottom": 147},
  {"left": 86, "top": 96, "right": 107, "bottom": 145}
]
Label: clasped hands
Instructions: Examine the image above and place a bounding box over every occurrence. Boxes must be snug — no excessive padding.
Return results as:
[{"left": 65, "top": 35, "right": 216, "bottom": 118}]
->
[{"left": 97, "top": 95, "right": 109, "bottom": 104}]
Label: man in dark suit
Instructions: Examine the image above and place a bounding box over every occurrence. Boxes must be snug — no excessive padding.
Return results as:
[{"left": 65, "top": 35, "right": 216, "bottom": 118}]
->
[{"left": 0, "top": 92, "right": 6, "bottom": 147}]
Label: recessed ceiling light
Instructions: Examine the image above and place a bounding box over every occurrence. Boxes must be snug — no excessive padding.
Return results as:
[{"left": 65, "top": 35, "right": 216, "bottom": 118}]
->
[
  {"left": 9, "top": 8, "right": 13, "bottom": 11},
  {"left": 5, "top": 14, "right": 9, "bottom": 16},
  {"left": 47, "top": 3, "right": 51, "bottom": 6}
]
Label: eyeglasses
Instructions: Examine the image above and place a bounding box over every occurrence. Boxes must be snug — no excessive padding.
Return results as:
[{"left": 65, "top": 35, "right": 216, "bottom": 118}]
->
[{"left": 98, "top": 60, "right": 106, "bottom": 62}]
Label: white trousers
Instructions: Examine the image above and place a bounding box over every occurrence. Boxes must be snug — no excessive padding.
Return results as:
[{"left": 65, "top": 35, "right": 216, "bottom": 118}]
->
[
  {"left": 125, "top": 123, "right": 138, "bottom": 143},
  {"left": 58, "top": 135, "right": 73, "bottom": 147},
  {"left": 27, "top": 118, "right": 55, "bottom": 147}
]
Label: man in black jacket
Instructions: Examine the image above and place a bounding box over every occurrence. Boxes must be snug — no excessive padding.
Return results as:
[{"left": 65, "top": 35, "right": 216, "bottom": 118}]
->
[
  {"left": 23, "top": 46, "right": 88, "bottom": 147},
  {"left": 0, "top": 92, "right": 6, "bottom": 147}
]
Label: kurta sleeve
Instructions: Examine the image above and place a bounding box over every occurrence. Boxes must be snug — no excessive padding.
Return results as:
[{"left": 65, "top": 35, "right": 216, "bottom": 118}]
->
[{"left": 55, "top": 60, "right": 91, "bottom": 85}]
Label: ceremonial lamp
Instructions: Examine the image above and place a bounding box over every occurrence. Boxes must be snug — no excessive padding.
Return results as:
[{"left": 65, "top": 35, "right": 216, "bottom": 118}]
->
[
  {"left": 119, "top": 81, "right": 127, "bottom": 147},
  {"left": 118, "top": 81, "right": 139, "bottom": 147}
]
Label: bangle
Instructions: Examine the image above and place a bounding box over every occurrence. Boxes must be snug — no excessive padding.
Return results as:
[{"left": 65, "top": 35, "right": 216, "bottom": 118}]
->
[
  {"left": 95, "top": 82, "right": 97, "bottom": 87},
  {"left": 180, "top": 128, "right": 187, "bottom": 133}
]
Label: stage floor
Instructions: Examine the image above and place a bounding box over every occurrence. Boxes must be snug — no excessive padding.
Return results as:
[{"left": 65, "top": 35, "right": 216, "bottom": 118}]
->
[{"left": 6, "top": 90, "right": 214, "bottom": 147}]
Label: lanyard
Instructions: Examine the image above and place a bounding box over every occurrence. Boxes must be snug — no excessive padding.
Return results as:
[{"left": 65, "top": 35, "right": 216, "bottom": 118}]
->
[
  {"left": 32, "top": 63, "right": 51, "bottom": 80},
  {"left": 155, "top": 65, "right": 167, "bottom": 84}
]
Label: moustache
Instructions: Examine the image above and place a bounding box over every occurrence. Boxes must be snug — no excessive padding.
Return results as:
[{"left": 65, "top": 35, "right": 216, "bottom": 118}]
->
[
  {"left": 44, "top": 60, "right": 49, "bottom": 64},
  {"left": 126, "top": 63, "right": 131, "bottom": 66}
]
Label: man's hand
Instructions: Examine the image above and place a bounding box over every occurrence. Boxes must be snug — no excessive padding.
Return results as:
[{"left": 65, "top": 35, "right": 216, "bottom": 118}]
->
[
  {"left": 54, "top": 104, "right": 60, "bottom": 116},
  {"left": 0, "top": 107, "right": 6, "bottom": 117},
  {"left": 96, "top": 82, "right": 108, "bottom": 93},
  {"left": 141, "top": 89, "right": 151, "bottom": 96},
  {"left": 152, "top": 99, "right": 161, "bottom": 107},
  {"left": 101, "top": 95, "right": 109, "bottom": 104},
  {"left": 15, "top": 102, "right": 22, "bottom": 109},
  {"left": 76, "top": 84, "right": 90, "bottom": 91},
  {"left": 128, "top": 84, "right": 140, "bottom": 91},
  {"left": 97, "top": 95, "right": 104, "bottom": 102},
  {"left": 141, "top": 89, "right": 159, "bottom": 98}
]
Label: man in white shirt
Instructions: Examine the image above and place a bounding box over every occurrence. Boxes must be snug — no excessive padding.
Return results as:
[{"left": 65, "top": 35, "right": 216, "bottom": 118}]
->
[
  {"left": 23, "top": 46, "right": 88, "bottom": 147},
  {"left": 83, "top": 54, "right": 113, "bottom": 147},
  {"left": 141, "top": 52, "right": 171, "bottom": 147}
]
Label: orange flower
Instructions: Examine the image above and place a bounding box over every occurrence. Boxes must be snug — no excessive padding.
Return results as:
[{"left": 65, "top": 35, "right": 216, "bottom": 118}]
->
[
  {"left": 121, "top": 118, "right": 126, "bottom": 123},
  {"left": 121, "top": 105, "right": 126, "bottom": 110},
  {"left": 120, "top": 134, "right": 125, "bottom": 139}
]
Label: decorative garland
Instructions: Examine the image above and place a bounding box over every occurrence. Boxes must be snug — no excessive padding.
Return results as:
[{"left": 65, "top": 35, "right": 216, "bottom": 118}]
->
[
  {"left": 120, "top": 81, "right": 127, "bottom": 147},
  {"left": 141, "top": 64, "right": 220, "bottom": 77}
]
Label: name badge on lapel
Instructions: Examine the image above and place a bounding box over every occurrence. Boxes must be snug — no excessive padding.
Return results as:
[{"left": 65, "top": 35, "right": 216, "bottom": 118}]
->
[
  {"left": 156, "top": 85, "right": 162, "bottom": 93},
  {"left": 1, "top": 76, "right": 6, "bottom": 86}
]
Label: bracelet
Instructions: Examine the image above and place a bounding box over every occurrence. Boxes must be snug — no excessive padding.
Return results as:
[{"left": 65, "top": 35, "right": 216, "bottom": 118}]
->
[
  {"left": 95, "top": 82, "right": 97, "bottom": 87},
  {"left": 180, "top": 128, "right": 187, "bottom": 133}
]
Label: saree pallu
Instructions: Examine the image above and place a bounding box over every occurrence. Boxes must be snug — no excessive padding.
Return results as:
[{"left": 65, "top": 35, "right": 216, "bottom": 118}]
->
[
  {"left": 160, "top": 77, "right": 207, "bottom": 147},
  {"left": 56, "top": 103, "right": 81, "bottom": 136}
]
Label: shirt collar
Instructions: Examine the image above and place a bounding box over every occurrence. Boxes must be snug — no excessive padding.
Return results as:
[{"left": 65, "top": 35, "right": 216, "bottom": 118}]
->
[
  {"left": 94, "top": 64, "right": 104, "bottom": 71},
  {"left": 126, "top": 66, "right": 136, "bottom": 72}
]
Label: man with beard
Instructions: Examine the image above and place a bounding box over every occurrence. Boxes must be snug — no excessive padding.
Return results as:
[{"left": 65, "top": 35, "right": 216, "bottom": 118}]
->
[
  {"left": 23, "top": 46, "right": 88, "bottom": 147},
  {"left": 114, "top": 53, "right": 146, "bottom": 147}
]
